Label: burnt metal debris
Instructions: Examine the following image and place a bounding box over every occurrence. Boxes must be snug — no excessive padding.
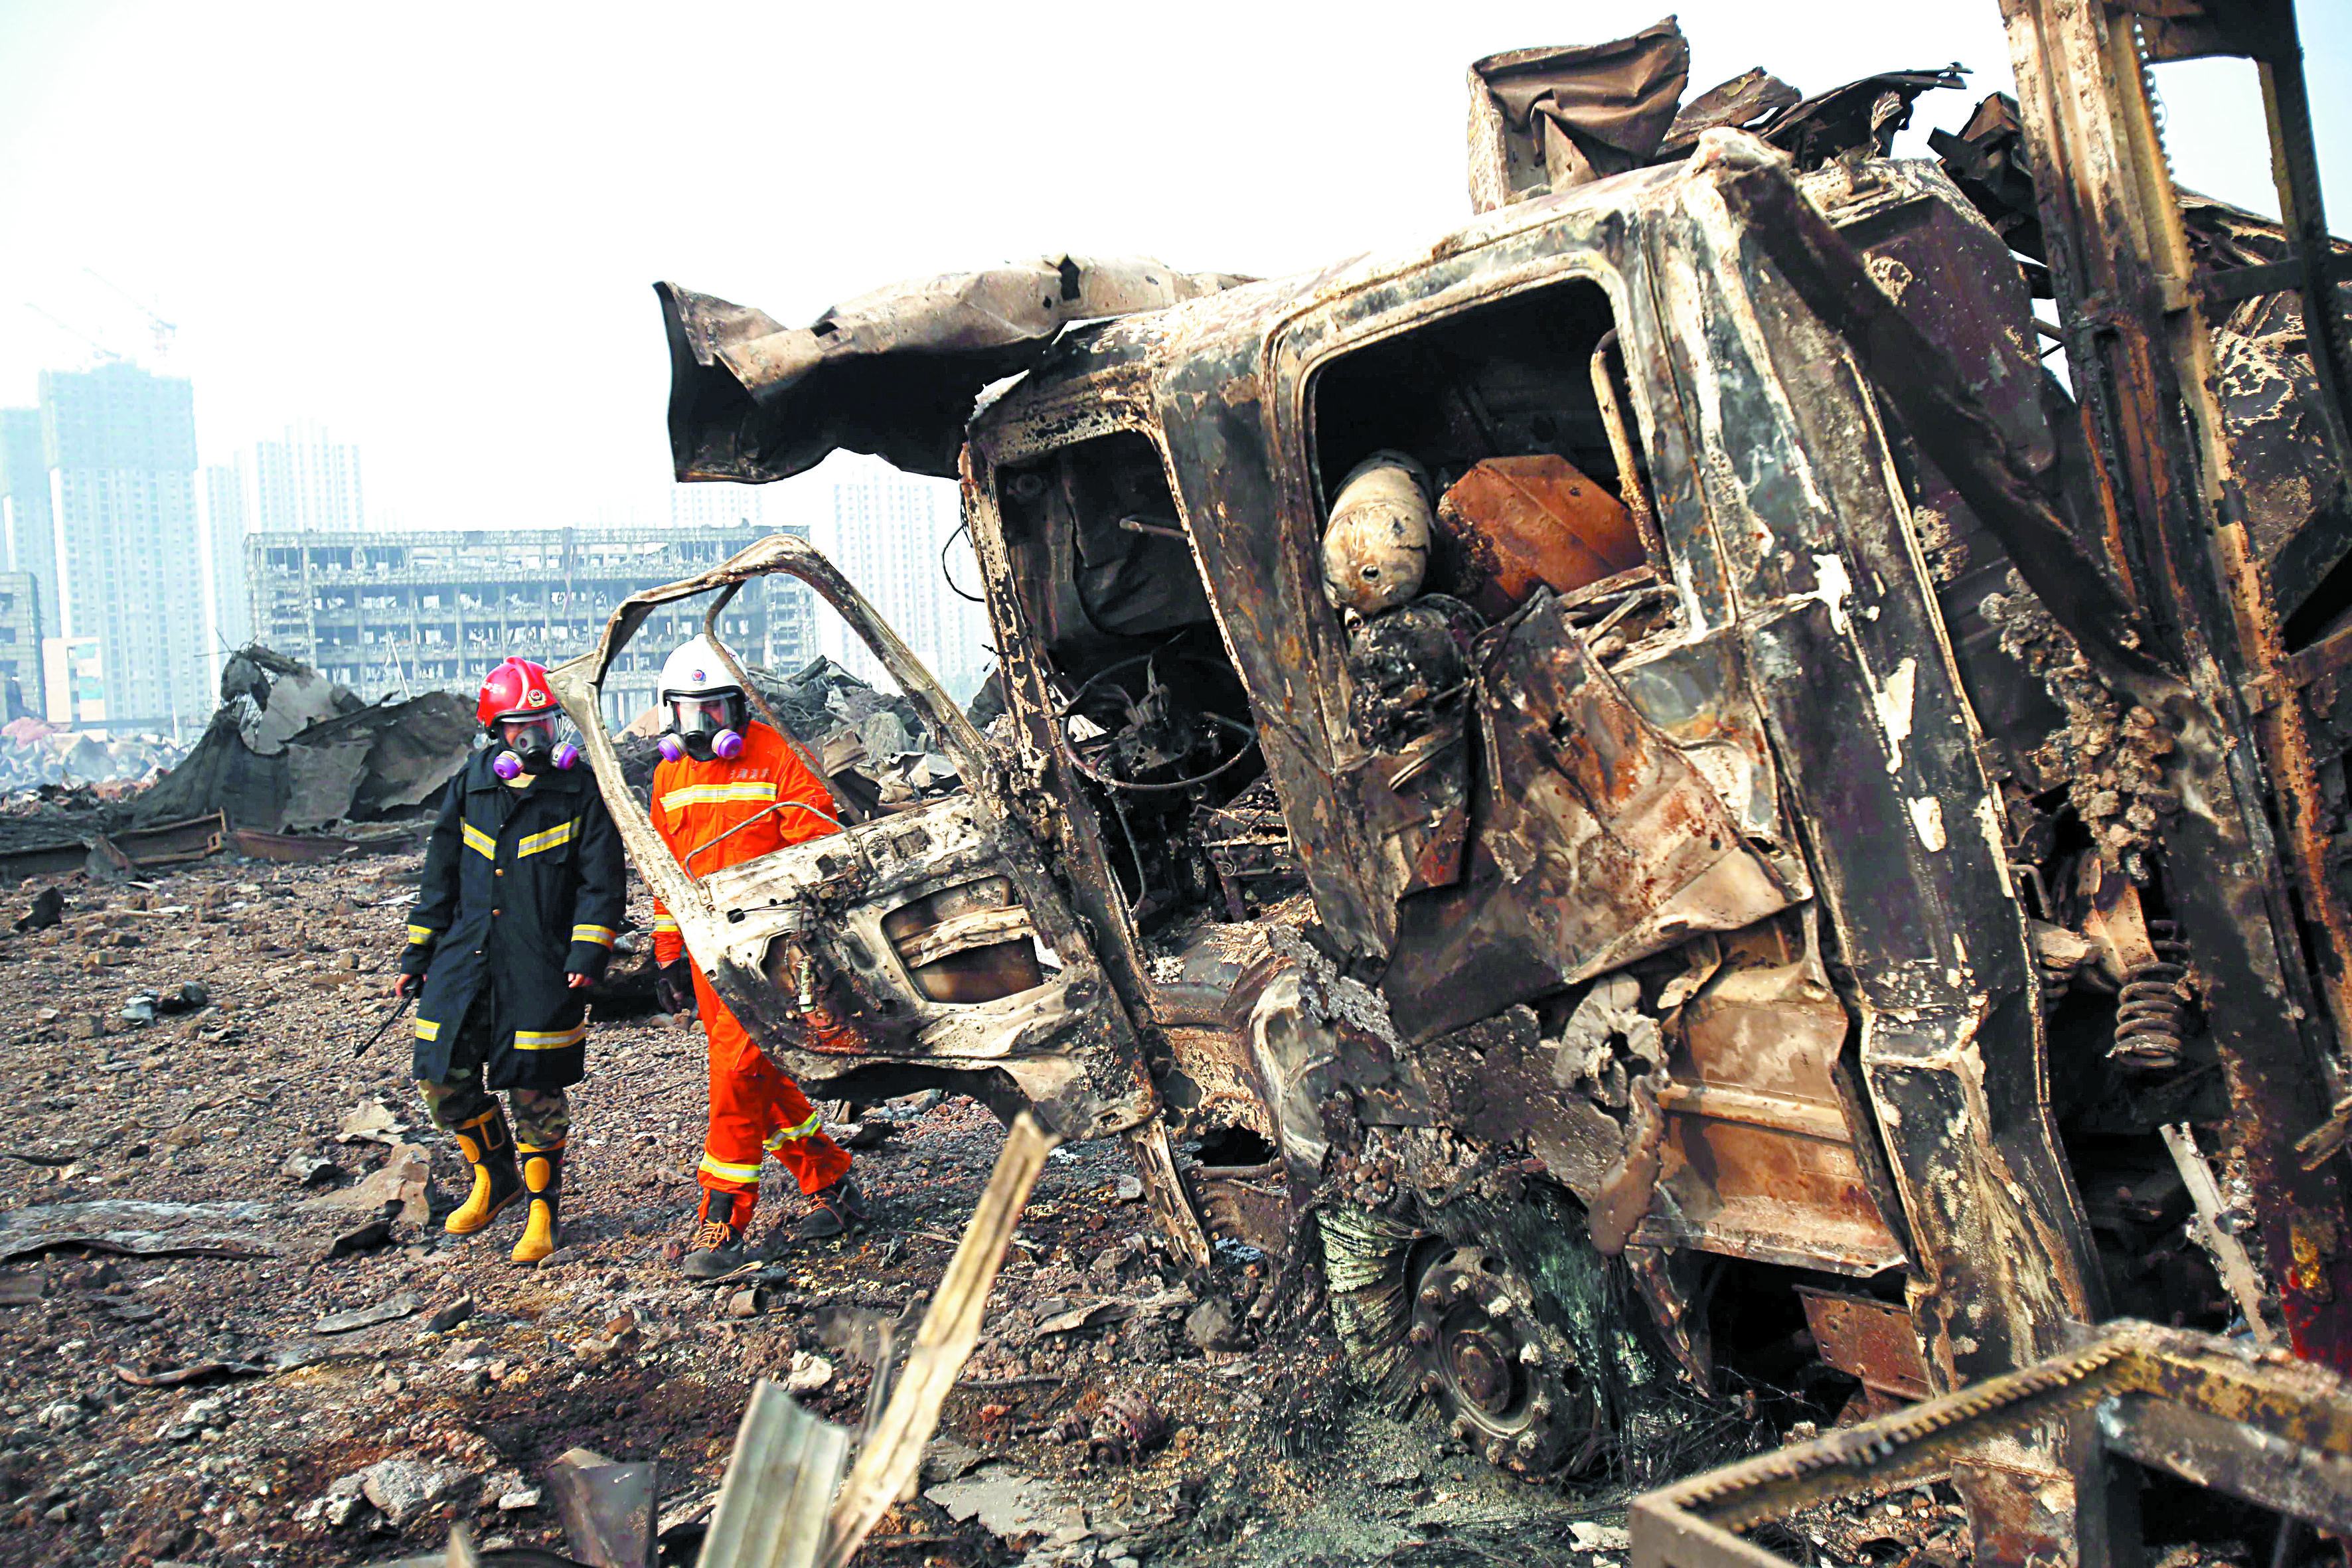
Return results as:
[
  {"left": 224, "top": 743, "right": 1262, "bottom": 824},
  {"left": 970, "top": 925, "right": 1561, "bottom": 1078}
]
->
[
  {"left": 566, "top": 3, "right": 2352, "bottom": 1563},
  {"left": 133, "top": 646, "right": 477, "bottom": 834},
  {"left": 1628, "top": 1319, "right": 2352, "bottom": 1566}
]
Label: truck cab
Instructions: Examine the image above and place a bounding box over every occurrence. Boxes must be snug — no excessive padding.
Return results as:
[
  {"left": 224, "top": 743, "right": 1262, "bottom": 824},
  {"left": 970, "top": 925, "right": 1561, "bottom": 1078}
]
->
[{"left": 564, "top": 127, "right": 2288, "bottom": 1506}]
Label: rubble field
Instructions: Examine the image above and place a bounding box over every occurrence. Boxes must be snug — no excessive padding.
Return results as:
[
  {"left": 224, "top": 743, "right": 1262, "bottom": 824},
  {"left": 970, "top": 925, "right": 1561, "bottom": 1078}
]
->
[{"left": 0, "top": 852, "right": 2035, "bottom": 1568}]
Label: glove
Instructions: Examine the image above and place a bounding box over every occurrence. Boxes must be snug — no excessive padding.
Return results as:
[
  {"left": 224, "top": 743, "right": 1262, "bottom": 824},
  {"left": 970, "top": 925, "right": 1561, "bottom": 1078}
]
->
[{"left": 655, "top": 959, "right": 694, "bottom": 1016}]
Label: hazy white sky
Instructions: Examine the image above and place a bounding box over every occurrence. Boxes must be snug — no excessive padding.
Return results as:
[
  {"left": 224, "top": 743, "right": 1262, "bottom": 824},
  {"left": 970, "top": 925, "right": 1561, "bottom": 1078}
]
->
[{"left": 0, "top": 1, "right": 2342, "bottom": 531}]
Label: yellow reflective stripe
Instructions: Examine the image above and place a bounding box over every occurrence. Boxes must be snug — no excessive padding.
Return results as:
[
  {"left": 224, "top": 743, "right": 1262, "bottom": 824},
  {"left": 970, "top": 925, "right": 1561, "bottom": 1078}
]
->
[
  {"left": 652, "top": 917, "right": 680, "bottom": 933},
  {"left": 414, "top": 1018, "right": 441, "bottom": 1042},
  {"left": 699, "top": 1152, "right": 762, "bottom": 1184},
  {"left": 461, "top": 822, "right": 497, "bottom": 858},
  {"left": 765, "top": 1110, "right": 823, "bottom": 1147},
  {"left": 516, "top": 818, "right": 580, "bottom": 858},
  {"left": 571, "top": 924, "right": 617, "bottom": 947},
  {"left": 512, "top": 1022, "right": 588, "bottom": 1050},
  {"left": 406, "top": 924, "right": 437, "bottom": 945},
  {"left": 660, "top": 781, "right": 779, "bottom": 811}
]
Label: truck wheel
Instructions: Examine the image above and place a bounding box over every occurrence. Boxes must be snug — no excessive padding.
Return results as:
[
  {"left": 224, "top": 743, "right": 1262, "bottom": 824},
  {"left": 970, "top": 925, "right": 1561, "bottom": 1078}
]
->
[
  {"left": 1409, "top": 1243, "right": 1595, "bottom": 1474},
  {"left": 1320, "top": 1203, "right": 1600, "bottom": 1476}
]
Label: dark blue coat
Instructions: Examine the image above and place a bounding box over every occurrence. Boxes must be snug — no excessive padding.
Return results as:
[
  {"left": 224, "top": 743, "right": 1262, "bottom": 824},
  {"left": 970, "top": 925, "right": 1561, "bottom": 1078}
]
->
[{"left": 401, "top": 749, "right": 627, "bottom": 1090}]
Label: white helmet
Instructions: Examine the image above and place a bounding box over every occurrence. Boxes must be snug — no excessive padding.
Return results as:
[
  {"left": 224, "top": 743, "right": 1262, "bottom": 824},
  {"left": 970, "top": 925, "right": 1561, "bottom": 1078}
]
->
[
  {"left": 659, "top": 634, "right": 744, "bottom": 702},
  {"left": 657, "top": 635, "right": 749, "bottom": 762}
]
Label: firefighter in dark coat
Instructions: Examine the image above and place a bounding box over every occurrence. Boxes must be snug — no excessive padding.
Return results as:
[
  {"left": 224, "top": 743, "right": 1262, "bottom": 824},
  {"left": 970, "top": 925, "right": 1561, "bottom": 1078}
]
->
[{"left": 396, "top": 658, "right": 626, "bottom": 1263}]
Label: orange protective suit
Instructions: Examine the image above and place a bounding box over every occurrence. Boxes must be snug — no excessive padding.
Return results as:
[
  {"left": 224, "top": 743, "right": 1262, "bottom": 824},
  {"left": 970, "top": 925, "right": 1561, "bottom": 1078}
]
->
[{"left": 651, "top": 720, "right": 854, "bottom": 1221}]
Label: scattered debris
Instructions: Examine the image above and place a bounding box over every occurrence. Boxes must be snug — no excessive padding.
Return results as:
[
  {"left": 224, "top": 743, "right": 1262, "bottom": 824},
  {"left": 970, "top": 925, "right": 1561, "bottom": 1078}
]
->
[
  {"left": 112, "top": 1358, "right": 270, "bottom": 1389},
  {"left": 336, "top": 1097, "right": 412, "bottom": 1146},
  {"left": 324, "top": 1209, "right": 400, "bottom": 1258},
  {"left": 0, "top": 1199, "right": 275, "bottom": 1262},
  {"left": 544, "top": 1446, "right": 657, "bottom": 1568},
  {"left": 312, "top": 1290, "right": 422, "bottom": 1335},
  {"left": 424, "top": 1294, "right": 475, "bottom": 1334},
  {"left": 922, "top": 1463, "right": 1089, "bottom": 1546},
  {"left": 14, "top": 885, "right": 62, "bottom": 931},
  {"left": 1082, "top": 1389, "right": 1170, "bottom": 1464},
  {"left": 330, "top": 1456, "right": 478, "bottom": 1532},
  {"left": 304, "top": 1142, "right": 431, "bottom": 1225},
  {"left": 0, "top": 716, "right": 189, "bottom": 794},
  {"left": 281, "top": 1152, "right": 340, "bottom": 1186},
  {"left": 783, "top": 1350, "right": 832, "bottom": 1395}
]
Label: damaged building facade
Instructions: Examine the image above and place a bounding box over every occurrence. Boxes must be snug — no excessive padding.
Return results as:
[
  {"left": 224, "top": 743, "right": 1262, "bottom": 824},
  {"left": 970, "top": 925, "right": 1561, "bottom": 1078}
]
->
[
  {"left": 536, "top": 3, "right": 2352, "bottom": 1563},
  {"left": 246, "top": 524, "right": 821, "bottom": 726}
]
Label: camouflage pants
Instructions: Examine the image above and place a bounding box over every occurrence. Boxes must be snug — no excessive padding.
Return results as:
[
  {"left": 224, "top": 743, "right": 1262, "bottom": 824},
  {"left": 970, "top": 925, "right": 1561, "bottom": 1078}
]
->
[{"left": 416, "top": 992, "right": 571, "bottom": 1149}]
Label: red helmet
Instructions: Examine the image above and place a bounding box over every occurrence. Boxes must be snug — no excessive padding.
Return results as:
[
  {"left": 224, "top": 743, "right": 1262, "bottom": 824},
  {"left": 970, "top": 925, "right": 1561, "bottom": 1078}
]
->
[{"left": 477, "top": 658, "right": 558, "bottom": 731}]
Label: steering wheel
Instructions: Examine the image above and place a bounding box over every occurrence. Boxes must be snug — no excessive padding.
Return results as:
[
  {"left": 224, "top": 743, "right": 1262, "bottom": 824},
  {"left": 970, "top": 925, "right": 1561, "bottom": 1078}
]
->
[{"left": 1054, "top": 648, "right": 1257, "bottom": 794}]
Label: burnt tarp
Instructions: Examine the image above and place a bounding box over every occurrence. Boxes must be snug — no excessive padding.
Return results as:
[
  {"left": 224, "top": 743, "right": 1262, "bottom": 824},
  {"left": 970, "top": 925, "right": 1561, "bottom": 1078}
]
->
[
  {"left": 1754, "top": 65, "right": 1967, "bottom": 168},
  {"left": 659, "top": 258, "right": 1251, "bottom": 484},
  {"left": 133, "top": 648, "right": 475, "bottom": 831},
  {"left": 1470, "top": 17, "right": 1690, "bottom": 206},
  {"left": 1469, "top": 23, "right": 1964, "bottom": 212}
]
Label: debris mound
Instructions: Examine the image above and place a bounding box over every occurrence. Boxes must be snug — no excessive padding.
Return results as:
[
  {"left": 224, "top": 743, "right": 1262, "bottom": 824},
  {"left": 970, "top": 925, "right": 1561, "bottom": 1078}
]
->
[{"left": 132, "top": 647, "right": 476, "bottom": 832}]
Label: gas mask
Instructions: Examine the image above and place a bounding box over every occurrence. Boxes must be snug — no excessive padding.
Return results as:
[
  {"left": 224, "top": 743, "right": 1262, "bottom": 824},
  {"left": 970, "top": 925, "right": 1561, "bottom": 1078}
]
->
[
  {"left": 493, "top": 715, "right": 582, "bottom": 779},
  {"left": 658, "top": 693, "right": 747, "bottom": 763}
]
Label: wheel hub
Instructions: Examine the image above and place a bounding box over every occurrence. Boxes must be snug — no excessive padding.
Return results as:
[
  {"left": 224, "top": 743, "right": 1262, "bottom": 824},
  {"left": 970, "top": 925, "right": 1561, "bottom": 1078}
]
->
[{"left": 1408, "top": 1245, "right": 1586, "bottom": 1474}]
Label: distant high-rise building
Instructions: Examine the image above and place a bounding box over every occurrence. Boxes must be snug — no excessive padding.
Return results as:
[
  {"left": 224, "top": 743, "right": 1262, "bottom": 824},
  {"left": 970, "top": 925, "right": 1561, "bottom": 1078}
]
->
[
  {"left": 0, "top": 572, "right": 43, "bottom": 721},
  {"left": 246, "top": 420, "right": 362, "bottom": 533},
  {"left": 39, "top": 361, "right": 210, "bottom": 733},
  {"left": 0, "top": 408, "right": 60, "bottom": 647},
  {"left": 200, "top": 462, "right": 250, "bottom": 651},
  {"left": 818, "top": 464, "right": 990, "bottom": 700},
  {"left": 669, "top": 481, "right": 768, "bottom": 532}
]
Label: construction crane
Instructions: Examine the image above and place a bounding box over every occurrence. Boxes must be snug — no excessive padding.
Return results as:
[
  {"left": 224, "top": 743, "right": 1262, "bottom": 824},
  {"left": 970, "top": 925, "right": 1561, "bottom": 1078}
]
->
[
  {"left": 82, "top": 269, "right": 175, "bottom": 358},
  {"left": 22, "top": 303, "right": 123, "bottom": 366}
]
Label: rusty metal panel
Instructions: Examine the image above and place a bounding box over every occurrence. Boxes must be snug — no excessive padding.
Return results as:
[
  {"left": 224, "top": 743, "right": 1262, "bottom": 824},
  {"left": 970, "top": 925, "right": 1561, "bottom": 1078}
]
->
[
  {"left": 1380, "top": 591, "right": 1797, "bottom": 1042},
  {"left": 1796, "top": 1287, "right": 1930, "bottom": 1403},
  {"left": 549, "top": 534, "right": 1156, "bottom": 1142}
]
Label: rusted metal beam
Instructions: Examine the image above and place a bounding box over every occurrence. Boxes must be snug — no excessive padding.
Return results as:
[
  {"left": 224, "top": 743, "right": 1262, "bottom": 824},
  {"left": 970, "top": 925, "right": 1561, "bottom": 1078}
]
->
[
  {"left": 1999, "top": 0, "right": 2352, "bottom": 1377},
  {"left": 1631, "top": 1319, "right": 2352, "bottom": 1567}
]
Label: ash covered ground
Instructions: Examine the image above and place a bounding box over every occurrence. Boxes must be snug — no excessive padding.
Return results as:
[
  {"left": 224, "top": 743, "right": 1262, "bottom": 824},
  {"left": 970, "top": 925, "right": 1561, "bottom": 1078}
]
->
[{"left": 0, "top": 851, "right": 2008, "bottom": 1568}]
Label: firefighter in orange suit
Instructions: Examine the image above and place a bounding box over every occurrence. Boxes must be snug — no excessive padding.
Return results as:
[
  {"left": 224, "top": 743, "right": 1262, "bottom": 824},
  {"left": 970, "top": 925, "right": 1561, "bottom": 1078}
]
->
[{"left": 649, "top": 635, "right": 860, "bottom": 1279}]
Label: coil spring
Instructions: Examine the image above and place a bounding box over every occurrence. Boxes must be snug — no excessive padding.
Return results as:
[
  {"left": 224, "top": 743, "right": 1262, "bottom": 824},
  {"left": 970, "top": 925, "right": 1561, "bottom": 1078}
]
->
[{"left": 2110, "top": 921, "right": 2191, "bottom": 1070}]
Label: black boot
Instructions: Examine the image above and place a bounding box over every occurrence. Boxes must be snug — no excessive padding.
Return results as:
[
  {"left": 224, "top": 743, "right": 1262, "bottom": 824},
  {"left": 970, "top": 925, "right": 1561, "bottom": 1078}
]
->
[
  {"left": 791, "top": 1175, "right": 866, "bottom": 1239},
  {"left": 680, "top": 1189, "right": 751, "bottom": 1281}
]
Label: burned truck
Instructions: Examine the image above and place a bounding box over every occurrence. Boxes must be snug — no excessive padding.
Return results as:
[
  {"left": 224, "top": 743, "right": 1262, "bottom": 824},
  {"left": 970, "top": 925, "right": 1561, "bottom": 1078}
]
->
[{"left": 552, "top": 5, "right": 2352, "bottom": 1555}]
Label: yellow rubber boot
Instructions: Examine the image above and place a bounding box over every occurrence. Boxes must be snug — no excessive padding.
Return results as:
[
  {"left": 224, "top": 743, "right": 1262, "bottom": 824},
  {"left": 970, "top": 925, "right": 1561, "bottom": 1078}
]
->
[
  {"left": 512, "top": 1142, "right": 564, "bottom": 1263},
  {"left": 445, "top": 1107, "right": 522, "bottom": 1235}
]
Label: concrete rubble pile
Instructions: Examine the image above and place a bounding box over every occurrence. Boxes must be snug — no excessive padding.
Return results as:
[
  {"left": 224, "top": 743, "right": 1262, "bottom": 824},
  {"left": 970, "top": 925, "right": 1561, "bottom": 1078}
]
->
[
  {"left": 0, "top": 718, "right": 188, "bottom": 796},
  {"left": 130, "top": 648, "right": 477, "bottom": 834}
]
